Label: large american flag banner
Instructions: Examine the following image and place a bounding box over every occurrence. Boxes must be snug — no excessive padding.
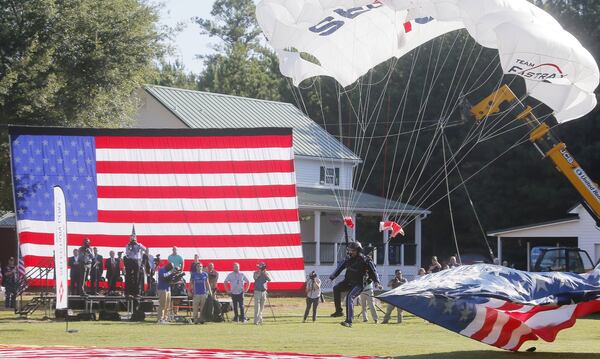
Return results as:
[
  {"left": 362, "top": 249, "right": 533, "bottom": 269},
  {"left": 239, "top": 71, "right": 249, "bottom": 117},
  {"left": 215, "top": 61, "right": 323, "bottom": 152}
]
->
[
  {"left": 9, "top": 126, "right": 305, "bottom": 291},
  {"left": 378, "top": 264, "right": 600, "bottom": 351}
]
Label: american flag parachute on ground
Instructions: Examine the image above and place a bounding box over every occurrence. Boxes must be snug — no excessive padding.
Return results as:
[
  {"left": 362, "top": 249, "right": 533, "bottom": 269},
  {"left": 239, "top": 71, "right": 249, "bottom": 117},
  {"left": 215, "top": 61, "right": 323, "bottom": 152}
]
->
[{"left": 377, "top": 264, "right": 600, "bottom": 351}]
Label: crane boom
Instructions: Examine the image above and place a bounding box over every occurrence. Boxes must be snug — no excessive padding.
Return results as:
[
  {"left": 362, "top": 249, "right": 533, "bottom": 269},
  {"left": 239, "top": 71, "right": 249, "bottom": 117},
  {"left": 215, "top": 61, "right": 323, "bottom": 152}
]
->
[{"left": 470, "top": 85, "right": 600, "bottom": 226}]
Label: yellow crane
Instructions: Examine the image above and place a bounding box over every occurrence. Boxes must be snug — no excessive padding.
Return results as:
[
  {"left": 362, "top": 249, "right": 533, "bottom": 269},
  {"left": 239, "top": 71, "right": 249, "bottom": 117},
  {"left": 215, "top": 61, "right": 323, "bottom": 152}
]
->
[{"left": 470, "top": 84, "right": 600, "bottom": 226}]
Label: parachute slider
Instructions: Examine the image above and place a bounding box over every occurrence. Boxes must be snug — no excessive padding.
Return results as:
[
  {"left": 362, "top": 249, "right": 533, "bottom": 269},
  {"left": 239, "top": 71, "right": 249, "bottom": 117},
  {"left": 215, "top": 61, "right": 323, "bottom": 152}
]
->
[
  {"left": 470, "top": 84, "right": 518, "bottom": 121},
  {"left": 379, "top": 221, "right": 405, "bottom": 238},
  {"left": 343, "top": 216, "right": 355, "bottom": 229}
]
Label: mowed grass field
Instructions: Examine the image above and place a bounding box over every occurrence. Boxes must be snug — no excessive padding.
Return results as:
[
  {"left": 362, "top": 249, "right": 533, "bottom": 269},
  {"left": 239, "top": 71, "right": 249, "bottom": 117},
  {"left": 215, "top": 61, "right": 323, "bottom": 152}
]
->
[{"left": 0, "top": 296, "right": 599, "bottom": 358}]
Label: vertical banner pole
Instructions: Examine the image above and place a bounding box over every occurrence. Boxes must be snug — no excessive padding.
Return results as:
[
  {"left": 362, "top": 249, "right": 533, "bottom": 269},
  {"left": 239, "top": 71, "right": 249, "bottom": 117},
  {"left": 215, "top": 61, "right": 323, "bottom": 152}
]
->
[{"left": 53, "top": 186, "right": 75, "bottom": 332}]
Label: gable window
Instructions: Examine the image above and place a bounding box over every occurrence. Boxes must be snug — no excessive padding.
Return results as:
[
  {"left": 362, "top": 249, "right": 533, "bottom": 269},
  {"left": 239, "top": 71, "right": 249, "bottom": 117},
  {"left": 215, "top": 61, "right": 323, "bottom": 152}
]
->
[{"left": 320, "top": 166, "right": 340, "bottom": 186}]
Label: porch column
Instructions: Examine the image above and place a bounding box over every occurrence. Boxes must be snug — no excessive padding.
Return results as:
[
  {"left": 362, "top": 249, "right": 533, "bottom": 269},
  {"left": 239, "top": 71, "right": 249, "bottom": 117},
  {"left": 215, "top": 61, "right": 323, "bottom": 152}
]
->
[
  {"left": 351, "top": 213, "right": 357, "bottom": 241},
  {"left": 314, "top": 211, "right": 321, "bottom": 266},
  {"left": 497, "top": 236, "right": 503, "bottom": 264},
  {"left": 415, "top": 215, "right": 422, "bottom": 270},
  {"left": 333, "top": 242, "right": 338, "bottom": 267},
  {"left": 383, "top": 230, "right": 390, "bottom": 266}
]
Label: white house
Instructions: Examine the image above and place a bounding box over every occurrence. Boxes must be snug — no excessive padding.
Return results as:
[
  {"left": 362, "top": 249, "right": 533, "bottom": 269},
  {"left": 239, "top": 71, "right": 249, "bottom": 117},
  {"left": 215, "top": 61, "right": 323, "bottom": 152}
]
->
[
  {"left": 488, "top": 204, "right": 600, "bottom": 270},
  {"left": 135, "top": 85, "right": 430, "bottom": 287}
]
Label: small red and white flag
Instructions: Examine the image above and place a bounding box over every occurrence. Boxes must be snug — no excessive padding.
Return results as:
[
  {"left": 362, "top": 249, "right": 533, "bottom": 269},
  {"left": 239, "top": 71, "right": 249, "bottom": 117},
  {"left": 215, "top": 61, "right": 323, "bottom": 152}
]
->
[{"left": 379, "top": 221, "right": 405, "bottom": 237}]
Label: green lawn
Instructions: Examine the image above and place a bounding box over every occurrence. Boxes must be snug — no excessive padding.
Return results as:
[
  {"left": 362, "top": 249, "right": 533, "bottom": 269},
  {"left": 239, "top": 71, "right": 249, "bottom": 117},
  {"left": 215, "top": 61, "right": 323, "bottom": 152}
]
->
[{"left": 0, "top": 297, "right": 599, "bottom": 358}]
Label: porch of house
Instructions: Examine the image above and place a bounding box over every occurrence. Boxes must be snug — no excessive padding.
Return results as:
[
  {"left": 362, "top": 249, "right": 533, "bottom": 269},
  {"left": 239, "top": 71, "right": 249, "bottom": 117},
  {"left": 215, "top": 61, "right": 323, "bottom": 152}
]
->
[{"left": 297, "top": 187, "right": 429, "bottom": 291}]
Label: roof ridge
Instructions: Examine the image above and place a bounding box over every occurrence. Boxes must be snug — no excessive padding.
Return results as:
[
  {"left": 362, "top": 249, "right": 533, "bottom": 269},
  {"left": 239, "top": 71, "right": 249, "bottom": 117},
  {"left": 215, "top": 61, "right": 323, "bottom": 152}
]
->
[{"left": 144, "top": 84, "right": 298, "bottom": 107}]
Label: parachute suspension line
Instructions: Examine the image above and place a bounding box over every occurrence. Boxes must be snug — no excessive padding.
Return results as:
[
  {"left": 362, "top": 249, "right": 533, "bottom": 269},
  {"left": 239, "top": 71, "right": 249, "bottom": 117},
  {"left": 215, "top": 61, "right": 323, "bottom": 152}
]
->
[
  {"left": 444, "top": 133, "right": 494, "bottom": 261},
  {"left": 394, "top": 38, "right": 492, "bottom": 220},
  {"left": 391, "top": 68, "right": 528, "bottom": 219},
  {"left": 442, "top": 133, "right": 462, "bottom": 264},
  {"left": 388, "top": 33, "right": 466, "bottom": 220},
  {"left": 398, "top": 99, "right": 530, "bottom": 220},
  {"left": 345, "top": 59, "right": 401, "bottom": 216},
  {"left": 382, "top": 35, "right": 446, "bottom": 219},
  {"left": 398, "top": 102, "right": 553, "bottom": 230}
]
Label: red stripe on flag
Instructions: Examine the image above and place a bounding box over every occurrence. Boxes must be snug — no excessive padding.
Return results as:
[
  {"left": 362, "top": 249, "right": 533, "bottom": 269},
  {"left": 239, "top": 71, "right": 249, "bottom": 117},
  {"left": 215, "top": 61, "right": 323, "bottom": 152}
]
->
[
  {"left": 26, "top": 278, "right": 305, "bottom": 292},
  {"left": 97, "top": 185, "right": 298, "bottom": 199},
  {"left": 470, "top": 308, "right": 498, "bottom": 341},
  {"left": 95, "top": 135, "right": 293, "bottom": 149},
  {"left": 96, "top": 160, "right": 295, "bottom": 174},
  {"left": 493, "top": 317, "right": 522, "bottom": 348},
  {"left": 532, "top": 301, "right": 600, "bottom": 343},
  {"left": 24, "top": 256, "right": 304, "bottom": 272},
  {"left": 97, "top": 209, "right": 299, "bottom": 223},
  {"left": 19, "top": 232, "right": 302, "bottom": 248},
  {"left": 497, "top": 302, "right": 524, "bottom": 311}
]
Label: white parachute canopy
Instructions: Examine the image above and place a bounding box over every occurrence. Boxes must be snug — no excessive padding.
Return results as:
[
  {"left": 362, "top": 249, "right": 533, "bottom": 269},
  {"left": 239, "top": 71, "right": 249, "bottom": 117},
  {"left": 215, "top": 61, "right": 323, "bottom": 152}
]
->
[{"left": 256, "top": 0, "right": 599, "bottom": 122}]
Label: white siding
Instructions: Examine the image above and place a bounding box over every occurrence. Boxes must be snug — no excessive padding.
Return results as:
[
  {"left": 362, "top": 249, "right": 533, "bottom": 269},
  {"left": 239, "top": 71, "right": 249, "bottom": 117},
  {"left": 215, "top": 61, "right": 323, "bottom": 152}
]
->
[
  {"left": 295, "top": 157, "right": 354, "bottom": 190},
  {"left": 496, "top": 205, "right": 600, "bottom": 264},
  {"left": 135, "top": 91, "right": 188, "bottom": 129}
]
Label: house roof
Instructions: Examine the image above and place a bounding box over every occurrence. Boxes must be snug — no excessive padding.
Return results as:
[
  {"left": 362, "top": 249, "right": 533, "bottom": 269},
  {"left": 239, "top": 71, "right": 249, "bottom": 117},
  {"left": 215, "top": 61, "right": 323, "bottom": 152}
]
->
[
  {"left": 297, "top": 187, "right": 430, "bottom": 215},
  {"left": 487, "top": 215, "right": 580, "bottom": 237},
  {"left": 0, "top": 212, "right": 16, "bottom": 228},
  {"left": 144, "top": 85, "right": 360, "bottom": 161}
]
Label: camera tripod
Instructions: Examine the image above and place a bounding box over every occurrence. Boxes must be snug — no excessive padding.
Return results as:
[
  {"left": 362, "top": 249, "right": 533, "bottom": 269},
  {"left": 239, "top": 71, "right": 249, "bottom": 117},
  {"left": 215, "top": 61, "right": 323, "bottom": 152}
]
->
[{"left": 244, "top": 292, "right": 277, "bottom": 322}]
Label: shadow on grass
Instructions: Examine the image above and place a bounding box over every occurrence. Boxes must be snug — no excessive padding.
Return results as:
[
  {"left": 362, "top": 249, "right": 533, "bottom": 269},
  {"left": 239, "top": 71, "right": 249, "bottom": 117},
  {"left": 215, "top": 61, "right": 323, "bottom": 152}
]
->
[
  {"left": 0, "top": 329, "right": 25, "bottom": 332},
  {"left": 389, "top": 351, "right": 600, "bottom": 359}
]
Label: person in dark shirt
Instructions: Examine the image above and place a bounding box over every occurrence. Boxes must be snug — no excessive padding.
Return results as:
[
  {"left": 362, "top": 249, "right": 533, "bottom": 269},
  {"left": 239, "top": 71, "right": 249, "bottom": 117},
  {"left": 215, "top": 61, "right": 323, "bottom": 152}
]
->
[
  {"left": 105, "top": 250, "right": 121, "bottom": 295},
  {"left": 329, "top": 241, "right": 381, "bottom": 327},
  {"left": 68, "top": 249, "right": 82, "bottom": 295},
  {"left": 3, "top": 257, "right": 17, "bottom": 308},
  {"left": 428, "top": 256, "right": 442, "bottom": 274},
  {"left": 90, "top": 247, "right": 103, "bottom": 295}
]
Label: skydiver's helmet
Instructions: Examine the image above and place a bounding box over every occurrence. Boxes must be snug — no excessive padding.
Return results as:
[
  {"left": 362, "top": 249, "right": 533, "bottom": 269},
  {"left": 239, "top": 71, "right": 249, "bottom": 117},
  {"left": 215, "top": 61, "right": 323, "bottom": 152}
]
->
[{"left": 347, "top": 241, "right": 363, "bottom": 254}]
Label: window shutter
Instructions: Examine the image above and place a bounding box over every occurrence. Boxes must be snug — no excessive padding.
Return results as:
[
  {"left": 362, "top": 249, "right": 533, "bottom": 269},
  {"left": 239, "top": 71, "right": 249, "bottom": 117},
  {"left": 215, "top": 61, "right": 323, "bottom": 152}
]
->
[
  {"left": 320, "top": 166, "right": 325, "bottom": 185},
  {"left": 335, "top": 168, "right": 340, "bottom": 186}
]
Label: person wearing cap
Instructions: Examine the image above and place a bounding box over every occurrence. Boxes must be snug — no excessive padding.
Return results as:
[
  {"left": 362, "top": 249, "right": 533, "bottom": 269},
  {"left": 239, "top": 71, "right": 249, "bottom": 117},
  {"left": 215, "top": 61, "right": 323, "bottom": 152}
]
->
[
  {"left": 253, "top": 262, "right": 272, "bottom": 325},
  {"left": 382, "top": 269, "right": 407, "bottom": 324},
  {"left": 329, "top": 241, "right": 381, "bottom": 327},
  {"left": 125, "top": 231, "right": 146, "bottom": 296}
]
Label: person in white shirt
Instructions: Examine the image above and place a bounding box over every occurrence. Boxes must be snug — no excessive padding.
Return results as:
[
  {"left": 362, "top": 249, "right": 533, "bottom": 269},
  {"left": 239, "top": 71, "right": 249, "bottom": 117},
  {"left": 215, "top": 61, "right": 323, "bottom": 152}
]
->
[
  {"left": 303, "top": 271, "right": 321, "bottom": 322},
  {"left": 224, "top": 262, "right": 250, "bottom": 322},
  {"left": 360, "top": 280, "right": 379, "bottom": 323}
]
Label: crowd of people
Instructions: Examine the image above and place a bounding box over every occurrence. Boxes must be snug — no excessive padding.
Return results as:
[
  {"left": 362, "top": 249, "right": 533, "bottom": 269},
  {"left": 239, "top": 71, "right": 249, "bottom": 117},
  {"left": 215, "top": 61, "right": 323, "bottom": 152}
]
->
[{"left": 3, "top": 233, "right": 473, "bottom": 327}]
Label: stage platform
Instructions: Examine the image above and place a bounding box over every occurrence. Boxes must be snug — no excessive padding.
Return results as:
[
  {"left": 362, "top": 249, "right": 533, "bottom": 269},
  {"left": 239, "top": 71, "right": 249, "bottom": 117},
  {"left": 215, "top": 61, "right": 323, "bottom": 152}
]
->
[{"left": 30, "top": 294, "right": 232, "bottom": 322}]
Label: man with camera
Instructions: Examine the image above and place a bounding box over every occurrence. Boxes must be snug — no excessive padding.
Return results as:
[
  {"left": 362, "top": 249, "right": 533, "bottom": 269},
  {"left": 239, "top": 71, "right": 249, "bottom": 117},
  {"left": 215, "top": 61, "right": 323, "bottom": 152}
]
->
[
  {"left": 224, "top": 262, "right": 250, "bottom": 323},
  {"left": 329, "top": 241, "right": 381, "bottom": 328},
  {"left": 253, "top": 262, "right": 272, "bottom": 325},
  {"left": 125, "top": 231, "right": 146, "bottom": 296},
  {"left": 189, "top": 262, "right": 212, "bottom": 324},
  {"left": 303, "top": 271, "right": 321, "bottom": 322}
]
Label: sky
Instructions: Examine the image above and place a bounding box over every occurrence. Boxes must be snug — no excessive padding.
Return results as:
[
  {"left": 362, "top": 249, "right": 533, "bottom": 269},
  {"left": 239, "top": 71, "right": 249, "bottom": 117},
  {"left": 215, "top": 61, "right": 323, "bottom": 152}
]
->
[{"left": 157, "top": 0, "right": 259, "bottom": 74}]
